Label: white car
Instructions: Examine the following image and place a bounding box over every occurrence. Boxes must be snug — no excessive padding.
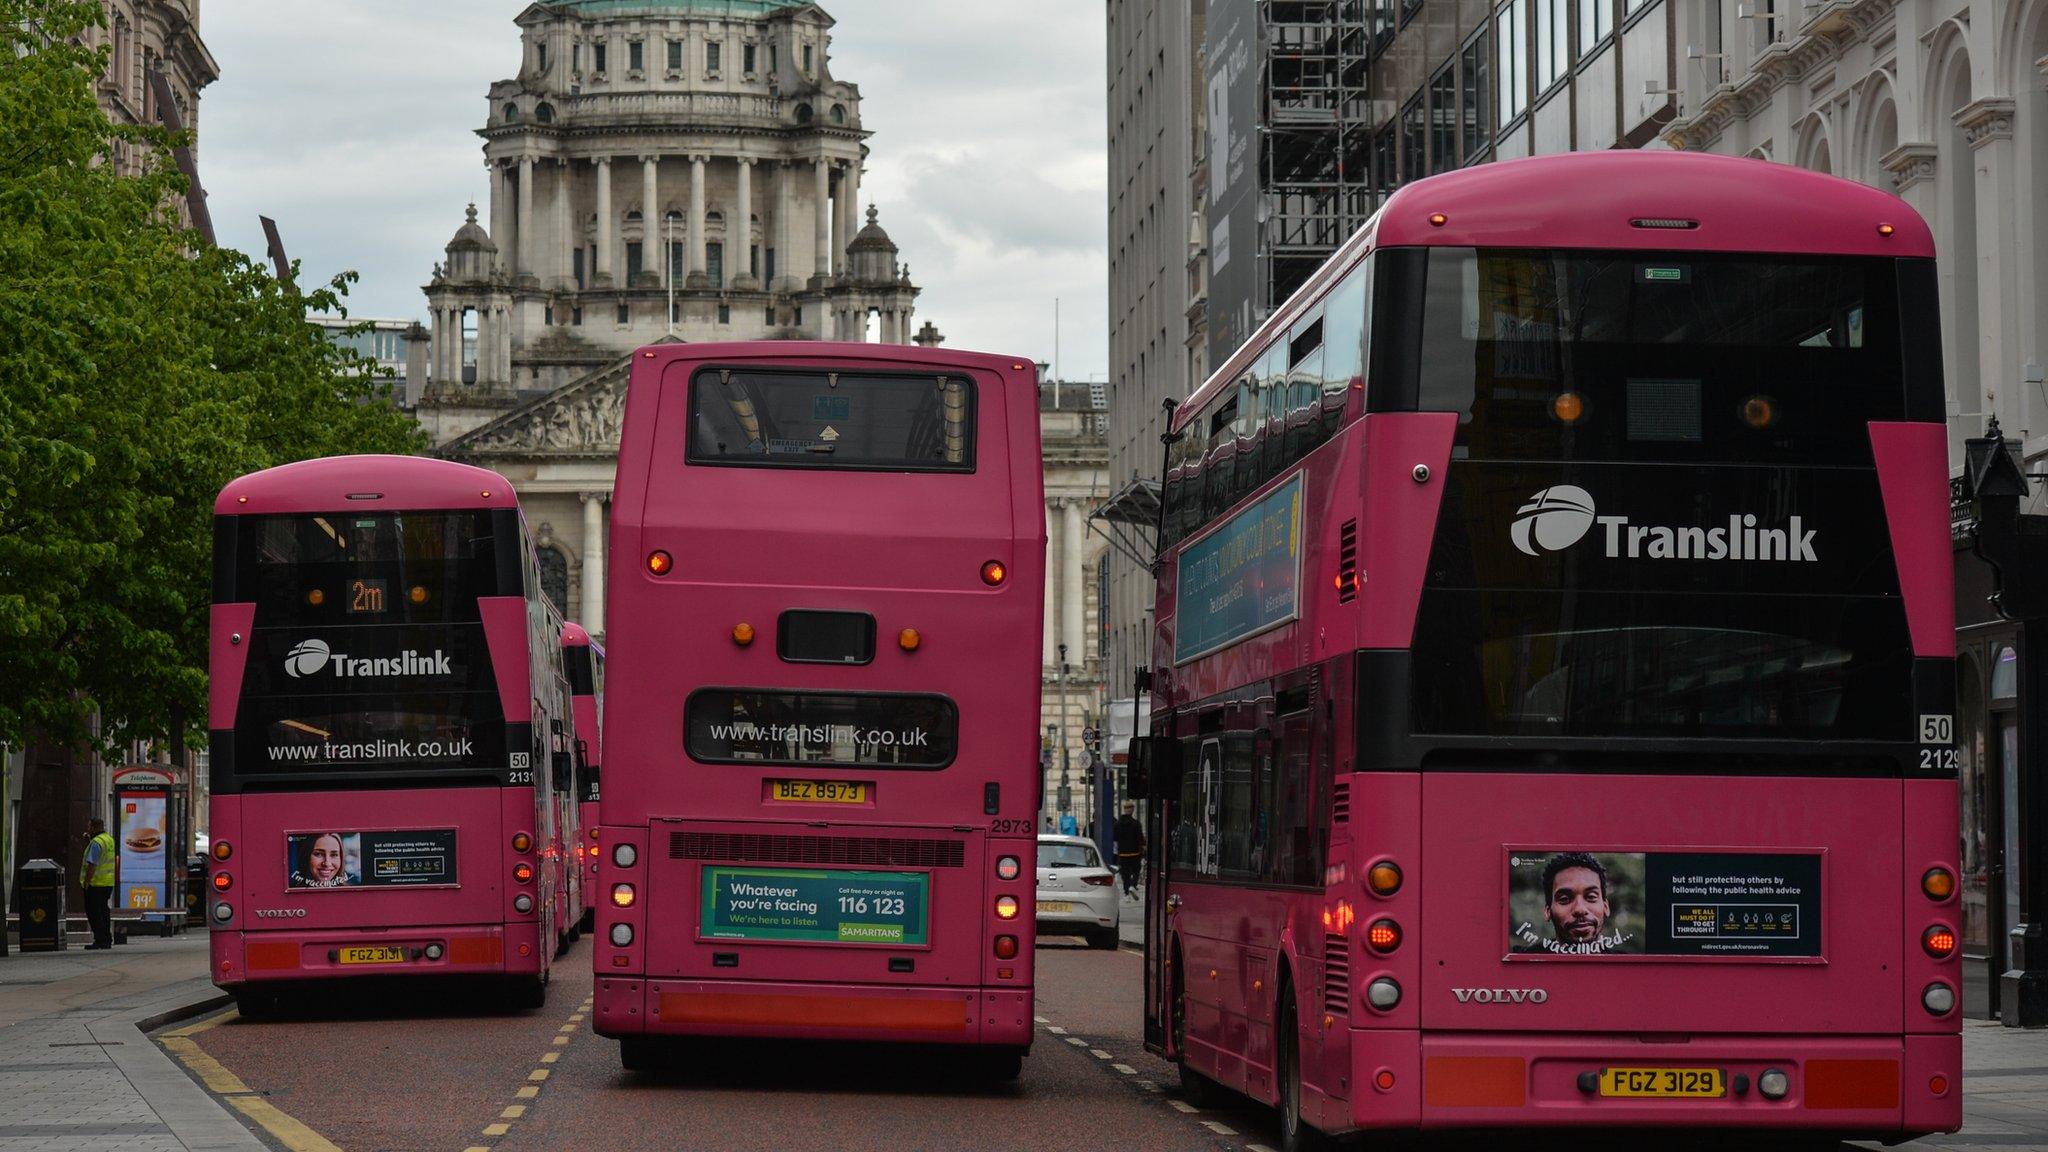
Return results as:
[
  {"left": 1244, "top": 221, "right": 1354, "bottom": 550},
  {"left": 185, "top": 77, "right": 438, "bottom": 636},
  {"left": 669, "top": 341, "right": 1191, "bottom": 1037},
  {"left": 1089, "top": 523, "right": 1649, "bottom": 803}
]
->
[{"left": 1035, "top": 834, "right": 1119, "bottom": 949}]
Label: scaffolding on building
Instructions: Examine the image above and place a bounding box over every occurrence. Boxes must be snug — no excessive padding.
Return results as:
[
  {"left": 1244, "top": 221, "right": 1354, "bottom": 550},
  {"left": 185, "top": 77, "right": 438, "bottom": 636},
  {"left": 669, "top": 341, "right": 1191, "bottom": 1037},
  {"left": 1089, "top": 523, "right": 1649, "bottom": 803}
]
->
[{"left": 1259, "top": 0, "right": 1376, "bottom": 306}]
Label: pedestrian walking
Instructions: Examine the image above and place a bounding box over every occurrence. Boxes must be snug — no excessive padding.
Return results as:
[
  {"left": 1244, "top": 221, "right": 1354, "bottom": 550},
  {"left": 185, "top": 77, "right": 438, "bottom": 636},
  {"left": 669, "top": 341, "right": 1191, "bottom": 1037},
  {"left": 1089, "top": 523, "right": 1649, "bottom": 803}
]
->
[
  {"left": 81, "top": 817, "right": 117, "bottom": 950},
  {"left": 1058, "top": 811, "right": 1078, "bottom": 837},
  {"left": 1042, "top": 815, "right": 1055, "bottom": 833},
  {"left": 1113, "top": 802, "right": 1145, "bottom": 897}
]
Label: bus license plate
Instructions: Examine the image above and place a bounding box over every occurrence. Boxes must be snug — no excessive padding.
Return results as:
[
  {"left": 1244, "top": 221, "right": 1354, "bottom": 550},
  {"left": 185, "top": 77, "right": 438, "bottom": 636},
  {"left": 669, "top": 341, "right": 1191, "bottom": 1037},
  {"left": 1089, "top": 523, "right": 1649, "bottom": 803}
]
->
[
  {"left": 1598, "top": 1067, "right": 1725, "bottom": 1098},
  {"left": 1039, "top": 901, "right": 1074, "bottom": 914},
  {"left": 337, "top": 946, "right": 408, "bottom": 966},
  {"left": 769, "top": 780, "right": 867, "bottom": 804}
]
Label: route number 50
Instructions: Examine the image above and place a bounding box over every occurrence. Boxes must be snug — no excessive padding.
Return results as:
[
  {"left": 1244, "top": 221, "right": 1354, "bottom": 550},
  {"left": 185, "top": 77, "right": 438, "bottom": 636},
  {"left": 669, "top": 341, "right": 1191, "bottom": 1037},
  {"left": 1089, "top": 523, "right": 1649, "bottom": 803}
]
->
[{"left": 1919, "top": 714, "right": 1953, "bottom": 744}]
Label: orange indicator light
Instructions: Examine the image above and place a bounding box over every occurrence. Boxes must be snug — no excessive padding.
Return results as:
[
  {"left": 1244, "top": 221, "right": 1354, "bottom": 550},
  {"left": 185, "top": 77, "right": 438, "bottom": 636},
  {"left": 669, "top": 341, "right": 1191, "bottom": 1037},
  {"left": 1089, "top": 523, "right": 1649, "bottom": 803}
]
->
[
  {"left": 212, "top": 841, "right": 233, "bottom": 861},
  {"left": 995, "top": 895, "right": 1019, "bottom": 920},
  {"left": 1367, "top": 861, "right": 1403, "bottom": 896},
  {"left": 980, "top": 560, "right": 1007, "bottom": 587},
  {"left": 1923, "top": 867, "right": 1956, "bottom": 901},
  {"left": 1552, "top": 392, "right": 1585, "bottom": 424},
  {"left": 1428, "top": 213, "right": 1448, "bottom": 227},
  {"left": 512, "top": 832, "right": 533, "bottom": 853},
  {"left": 647, "top": 550, "right": 674, "bottom": 576},
  {"left": 898, "top": 628, "right": 922, "bottom": 652},
  {"left": 307, "top": 588, "right": 326, "bottom": 606},
  {"left": 732, "top": 622, "right": 756, "bottom": 646},
  {"left": 611, "top": 883, "right": 636, "bottom": 908},
  {"left": 409, "top": 585, "right": 430, "bottom": 604},
  {"left": 1741, "top": 396, "right": 1777, "bottom": 429},
  {"left": 1877, "top": 223, "right": 1896, "bottom": 237}
]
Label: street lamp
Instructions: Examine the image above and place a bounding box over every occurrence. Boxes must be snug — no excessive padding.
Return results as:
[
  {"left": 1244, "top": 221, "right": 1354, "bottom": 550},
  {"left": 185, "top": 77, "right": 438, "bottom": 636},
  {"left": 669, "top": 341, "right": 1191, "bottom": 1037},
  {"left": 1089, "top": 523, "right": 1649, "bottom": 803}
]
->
[{"left": 1056, "top": 642, "right": 1070, "bottom": 820}]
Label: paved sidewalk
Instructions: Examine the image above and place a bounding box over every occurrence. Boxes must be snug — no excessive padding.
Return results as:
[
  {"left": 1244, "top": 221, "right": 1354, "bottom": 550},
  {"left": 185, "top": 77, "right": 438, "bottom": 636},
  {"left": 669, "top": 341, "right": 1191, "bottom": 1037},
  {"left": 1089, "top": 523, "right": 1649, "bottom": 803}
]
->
[{"left": 0, "top": 936, "right": 260, "bottom": 1152}]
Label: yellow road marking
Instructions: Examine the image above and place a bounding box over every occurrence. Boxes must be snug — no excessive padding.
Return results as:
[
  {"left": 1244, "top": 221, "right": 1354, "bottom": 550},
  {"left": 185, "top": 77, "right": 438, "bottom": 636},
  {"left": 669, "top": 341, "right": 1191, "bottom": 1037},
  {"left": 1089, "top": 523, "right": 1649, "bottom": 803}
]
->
[
  {"left": 483, "top": 1122, "right": 511, "bottom": 1136},
  {"left": 500, "top": 1105, "right": 526, "bottom": 1119},
  {"left": 541, "top": 1051, "right": 560, "bottom": 1064},
  {"left": 161, "top": 1008, "right": 239, "bottom": 1039},
  {"left": 516, "top": 1086, "right": 539, "bottom": 1099},
  {"left": 552, "top": 1035, "right": 570, "bottom": 1046},
  {"left": 558, "top": 1024, "right": 577, "bottom": 1033},
  {"left": 528, "top": 1068, "right": 551, "bottom": 1081},
  {"left": 229, "top": 1095, "right": 345, "bottom": 1152},
  {"left": 160, "top": 1037, "right": 251, "bottom": 1096},
  {"left": 464, "top": 1147, "right": 491, "bottom": 1152}
]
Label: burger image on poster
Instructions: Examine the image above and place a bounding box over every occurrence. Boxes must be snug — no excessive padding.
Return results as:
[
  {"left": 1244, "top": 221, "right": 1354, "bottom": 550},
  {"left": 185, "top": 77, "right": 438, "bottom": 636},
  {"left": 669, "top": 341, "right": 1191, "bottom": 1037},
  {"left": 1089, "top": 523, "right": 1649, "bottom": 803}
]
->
[{"left": 1512, "top": 486, "right": 1598, "bottom": 557}]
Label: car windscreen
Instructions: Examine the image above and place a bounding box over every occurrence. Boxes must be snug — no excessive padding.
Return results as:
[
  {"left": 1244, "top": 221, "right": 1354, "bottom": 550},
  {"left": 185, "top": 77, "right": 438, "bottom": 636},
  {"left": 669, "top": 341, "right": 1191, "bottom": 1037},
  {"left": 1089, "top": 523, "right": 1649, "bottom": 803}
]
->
[{"left": 1039, "top": 842, "right": 1102, "bottom": 869}]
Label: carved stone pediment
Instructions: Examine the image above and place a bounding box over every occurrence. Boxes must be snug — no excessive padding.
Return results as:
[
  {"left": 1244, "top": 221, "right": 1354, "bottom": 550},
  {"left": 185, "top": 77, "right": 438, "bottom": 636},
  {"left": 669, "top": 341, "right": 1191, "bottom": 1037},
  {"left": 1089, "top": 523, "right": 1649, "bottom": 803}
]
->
[{"left": 437, "top": 350, "right": 636, "bottom": 459}]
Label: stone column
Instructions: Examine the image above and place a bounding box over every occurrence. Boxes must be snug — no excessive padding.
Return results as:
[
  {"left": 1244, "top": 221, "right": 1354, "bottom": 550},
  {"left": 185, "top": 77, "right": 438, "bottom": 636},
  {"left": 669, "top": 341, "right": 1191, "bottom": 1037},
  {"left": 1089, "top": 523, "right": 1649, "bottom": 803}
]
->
[
  {"left": 1959, "top": 100, "right": 2020, "bottom": 432},
  {"left": 640, "top": 154, "right": 660, "bottom": 286},
  {"left": 580, "top": 492, "right": 606, "bottom": 635},
  {"left": 834, "top": 161, "right": 860, "bottom": 274},
  {"left": 775, "top": 161, "right": 793, "bottom": 290},
  {"left": 489, "top": 163, "right": 511, "bottom": 275},
  {"left": 733, "top": 158, "right": 756, "bottom": 288},
  {"left": 594, "top": 158, "right": 613, "bottom": 285},
  {"left": 497, "top": 303, "right": 513, "bottom": 384},
  {"left": 556, "top": 159, "right": 573, "bottom": 292},
  {"left": 444, "top": 307, "right": 460, "bottom": 384},
  {"left": 688, "top": 154, "right": 709, "bottom": 287},
  {"left": 1062, "top": 500, "right": 1085, "bottom": 662},
  {"left": 812, "top": 156, "right": 831, "bottom": 280},
  {"left": 516, "top": 155, "right": 535, "bottom": 279},
  {"left": 474, "top": 307, "right": 489, "bottom": 382},
  {"left": 899, "top": 304, "right": 914, "bottom": 345}
]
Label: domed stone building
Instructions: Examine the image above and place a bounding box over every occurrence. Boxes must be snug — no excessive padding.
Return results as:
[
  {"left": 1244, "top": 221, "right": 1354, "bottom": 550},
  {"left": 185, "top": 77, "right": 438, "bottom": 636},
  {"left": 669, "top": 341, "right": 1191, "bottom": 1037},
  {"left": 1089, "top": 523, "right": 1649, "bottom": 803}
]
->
[{"left": 408, "top": 0, "right": 927, "bottom": 635}]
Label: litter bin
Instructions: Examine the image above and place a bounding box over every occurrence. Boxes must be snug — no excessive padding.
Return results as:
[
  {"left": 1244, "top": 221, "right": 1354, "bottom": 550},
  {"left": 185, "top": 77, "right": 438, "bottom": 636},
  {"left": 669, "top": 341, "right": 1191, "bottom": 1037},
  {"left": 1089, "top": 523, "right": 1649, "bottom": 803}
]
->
[
  {"left": 184, "top": 857, "right": 206, "bottom": 928},
  {"left": 17, "top": 860, "right": 66, "bottom": 953}
]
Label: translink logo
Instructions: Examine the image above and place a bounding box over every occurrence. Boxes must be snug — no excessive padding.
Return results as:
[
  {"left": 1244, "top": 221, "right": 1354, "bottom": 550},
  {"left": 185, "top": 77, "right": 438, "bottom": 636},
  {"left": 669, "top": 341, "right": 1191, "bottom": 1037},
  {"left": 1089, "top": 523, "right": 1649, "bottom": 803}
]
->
[
  {"left": 1511, "top": 485, "right": 1819, "bottom": 563},
  {"left": 284, "top": 638, "right": 453, "bottom": 679}
]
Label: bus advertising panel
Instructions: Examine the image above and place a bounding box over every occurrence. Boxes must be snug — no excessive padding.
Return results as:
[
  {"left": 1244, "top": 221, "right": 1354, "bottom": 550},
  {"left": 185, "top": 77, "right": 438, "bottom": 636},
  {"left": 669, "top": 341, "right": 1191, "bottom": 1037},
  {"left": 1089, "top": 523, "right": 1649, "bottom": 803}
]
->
[
  {"left": 1507, "top": 850, "right": 1823, "bottom": 957},
  {"left": 1174, "top": 475, "right": 1302, "bottom": 663},
  {"left": 285, "top": 830, "right": 459, "bottom": 890}
]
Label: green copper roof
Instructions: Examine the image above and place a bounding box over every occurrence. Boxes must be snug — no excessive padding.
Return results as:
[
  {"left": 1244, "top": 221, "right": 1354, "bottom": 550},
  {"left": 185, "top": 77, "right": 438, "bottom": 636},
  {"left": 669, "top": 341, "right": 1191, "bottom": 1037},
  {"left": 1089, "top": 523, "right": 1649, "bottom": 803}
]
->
[{"left": 556, "top": 0, "right": 809, "bottom": 14}]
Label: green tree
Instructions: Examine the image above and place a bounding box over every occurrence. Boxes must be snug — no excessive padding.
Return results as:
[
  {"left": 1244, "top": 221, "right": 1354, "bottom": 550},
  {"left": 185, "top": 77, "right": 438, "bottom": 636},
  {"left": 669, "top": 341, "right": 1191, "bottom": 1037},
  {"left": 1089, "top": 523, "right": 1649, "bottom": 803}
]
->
[{"left": 0, "top": 0, "right": 422, "bottom": 753}]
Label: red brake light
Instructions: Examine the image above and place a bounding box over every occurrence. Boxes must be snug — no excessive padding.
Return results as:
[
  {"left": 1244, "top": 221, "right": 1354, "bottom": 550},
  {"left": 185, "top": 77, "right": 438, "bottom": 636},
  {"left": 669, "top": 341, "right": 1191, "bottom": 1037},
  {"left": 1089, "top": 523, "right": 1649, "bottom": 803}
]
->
[
  {"left": 1923, "top": 924, "right": 1957, "bottom": 959},
  {"left": 994, "top": 935, "right": 1020, "bottom": 960},
  {"left": 514, "top": 862, "right": 535, "bottom": 884},
  {"left": 1082, "top": 874, "right": 1114, "bottom": 887},
  {"left": 1367, "top": 918, "right": 1401, "bottom": 954},
  {"left": 212, "top": 872, "right": 233, "bottom": 892}
]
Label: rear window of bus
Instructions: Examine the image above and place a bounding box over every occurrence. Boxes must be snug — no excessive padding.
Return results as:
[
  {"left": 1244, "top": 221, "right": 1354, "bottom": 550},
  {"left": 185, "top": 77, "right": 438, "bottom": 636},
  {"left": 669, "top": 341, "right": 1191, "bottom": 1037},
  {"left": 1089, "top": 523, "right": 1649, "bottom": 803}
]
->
[
  {"left": 687, "top": 368, "right": 976, "bottom": 472},
  {"left": 685, "top": 689, "right": 958, "bottom": 769}
]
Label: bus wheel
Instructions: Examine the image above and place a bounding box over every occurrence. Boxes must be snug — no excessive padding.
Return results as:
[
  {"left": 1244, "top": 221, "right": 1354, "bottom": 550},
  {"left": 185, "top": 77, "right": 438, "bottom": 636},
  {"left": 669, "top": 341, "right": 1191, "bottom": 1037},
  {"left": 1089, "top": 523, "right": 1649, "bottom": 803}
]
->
[
  {"left": 1172, "top": 945, "right": 1219, "bottom": 1106},
  {"left": 233, "top": 991, "right": 279, "bottom": 1021},
  {"left": 619, "top": 1037, "right": 667, "bottom": 1073},
  {"left": 578, "top": 908, "right": 594, "bottom": 934},
  {"left": 977, "top": 1048, "right": 1025, "bottom": 1081},
  {"left": 1278, "top": 989, "right": 1326, "bottom": 1152},
  {"left": 509, "top": 975, "right": 547, "bottom": 1011}
]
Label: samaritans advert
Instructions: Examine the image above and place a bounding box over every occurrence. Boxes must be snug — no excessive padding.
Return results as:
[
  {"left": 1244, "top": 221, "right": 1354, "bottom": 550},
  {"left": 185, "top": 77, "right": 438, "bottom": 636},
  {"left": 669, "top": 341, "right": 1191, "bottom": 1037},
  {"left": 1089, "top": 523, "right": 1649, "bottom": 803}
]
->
[{"left": 701, "top": 867, "right": 928, "bottom": 946}]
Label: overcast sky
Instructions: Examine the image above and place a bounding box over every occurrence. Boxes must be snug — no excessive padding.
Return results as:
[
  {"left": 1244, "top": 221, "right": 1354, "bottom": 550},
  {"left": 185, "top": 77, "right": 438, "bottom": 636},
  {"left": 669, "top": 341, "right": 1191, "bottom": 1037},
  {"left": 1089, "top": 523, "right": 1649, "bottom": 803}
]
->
[{"left": 198, "top": 1, "right": 1110, "bottom": 381}]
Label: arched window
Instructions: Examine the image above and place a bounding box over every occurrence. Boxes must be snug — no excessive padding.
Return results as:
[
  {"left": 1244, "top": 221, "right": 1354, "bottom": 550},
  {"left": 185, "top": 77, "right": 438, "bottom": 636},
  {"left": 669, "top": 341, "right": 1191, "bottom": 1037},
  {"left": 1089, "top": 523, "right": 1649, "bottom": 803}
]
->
[
  {"left": 535, "top": 102, "right": 555, "bottom": 124},
  {"left": 503, "top": 102, "right": 521, "bottom": 123},
  {"left": 538, "top": 547, "right": 569, "bottom": 617},
  {"left": 830, "top": 104, "right": 846, "bottom": 125},
  {"left": 796, "top": 103, "right": 814, "bottom": 124}
]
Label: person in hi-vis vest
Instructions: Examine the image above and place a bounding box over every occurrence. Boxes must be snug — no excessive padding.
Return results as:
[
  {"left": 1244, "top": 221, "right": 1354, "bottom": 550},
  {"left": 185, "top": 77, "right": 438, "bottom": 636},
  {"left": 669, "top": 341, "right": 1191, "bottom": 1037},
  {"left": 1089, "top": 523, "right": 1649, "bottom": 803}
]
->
[{"left": 81, "top": 817, "right": 116, "bottom": 950}]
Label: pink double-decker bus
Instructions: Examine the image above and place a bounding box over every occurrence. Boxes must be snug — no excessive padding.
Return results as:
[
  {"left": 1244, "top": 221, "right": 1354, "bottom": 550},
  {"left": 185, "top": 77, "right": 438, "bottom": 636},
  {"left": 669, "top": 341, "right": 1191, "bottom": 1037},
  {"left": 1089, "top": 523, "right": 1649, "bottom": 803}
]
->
[
  {"left": 563, "top": 622, "right": 604, "bottom": 932},
  {"left": 209, "top": 456, "right": 574, "bottom": 1013},
  {"left": 1135, "top": 153, "right": 1961, "bottom": 1148},
  {"left": 593, "top": 342, "right": 1044, "bottom": 1078}
]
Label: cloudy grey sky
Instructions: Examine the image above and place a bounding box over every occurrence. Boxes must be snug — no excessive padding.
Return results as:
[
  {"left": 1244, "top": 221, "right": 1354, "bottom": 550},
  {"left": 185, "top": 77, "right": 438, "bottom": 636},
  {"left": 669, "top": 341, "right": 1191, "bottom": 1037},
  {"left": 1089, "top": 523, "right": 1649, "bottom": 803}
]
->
[{"left": 198, "top": 1, "right": 1110, "bottom": 380}]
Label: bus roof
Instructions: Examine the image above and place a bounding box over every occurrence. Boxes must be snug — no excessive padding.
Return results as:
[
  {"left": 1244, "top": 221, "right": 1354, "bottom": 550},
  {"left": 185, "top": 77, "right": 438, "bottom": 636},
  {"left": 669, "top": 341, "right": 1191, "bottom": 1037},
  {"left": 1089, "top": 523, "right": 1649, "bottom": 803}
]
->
[
  {"left": 562, "top": 620, "right": 593, "bottom": 648},
  {"left": 1172, "top": 152, "right": 1934, "bottom": 435},
  {"left": 214, "top": 455, "right": 521, "bottom": 515}
]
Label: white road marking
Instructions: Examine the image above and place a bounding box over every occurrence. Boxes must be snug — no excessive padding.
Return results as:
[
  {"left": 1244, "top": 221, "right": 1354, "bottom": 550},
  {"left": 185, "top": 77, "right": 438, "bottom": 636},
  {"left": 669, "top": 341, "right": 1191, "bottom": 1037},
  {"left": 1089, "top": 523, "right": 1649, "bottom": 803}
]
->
[
  {"left": 1113, "top": 1064, "right": 1138, "bottom": 1075},
  {"left": 1034, "top": 1016, "right": 1049, "bottom": 1024},
  {"left": 1201, "top": 1121, "right": 1237, "bottom": 1136},
  {"left": 1137, "top": 1080, "right": 1160, "bottom": 1092},
  {"left": 1047, "top": 1026, "right": 1067, "bottom": 1035},
  {"left": 1090, "top": 1049, "right": 1113, "bottom": 1060},
  {"left": 1065, "top": 1036, "right": 1088, "bottom": 1047},
  {"left": 1169, "top": 1100, "right": 1199, "bottom": 1113}
]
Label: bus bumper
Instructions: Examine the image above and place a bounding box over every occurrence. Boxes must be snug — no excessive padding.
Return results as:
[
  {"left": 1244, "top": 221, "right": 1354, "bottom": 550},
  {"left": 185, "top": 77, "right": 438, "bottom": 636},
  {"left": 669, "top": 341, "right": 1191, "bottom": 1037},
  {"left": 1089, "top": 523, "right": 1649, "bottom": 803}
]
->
[
  {"left": 1343, "top": 1030, "right": 1961, "bottom": 1136},
  {"left": 210, "top": 922, "right": 545, "bottom": 986},
  {"left": 594, "top": 976, "right": 1033, "bottom": 1048}
]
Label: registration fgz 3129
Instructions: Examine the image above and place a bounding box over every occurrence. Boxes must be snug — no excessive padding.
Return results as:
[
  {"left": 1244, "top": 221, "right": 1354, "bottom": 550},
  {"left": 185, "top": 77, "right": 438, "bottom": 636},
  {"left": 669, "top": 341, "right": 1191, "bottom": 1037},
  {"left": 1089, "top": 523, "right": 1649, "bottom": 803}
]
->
[{"left": 1598, "top": 1067, "right": 1726, "bottom": 1098}]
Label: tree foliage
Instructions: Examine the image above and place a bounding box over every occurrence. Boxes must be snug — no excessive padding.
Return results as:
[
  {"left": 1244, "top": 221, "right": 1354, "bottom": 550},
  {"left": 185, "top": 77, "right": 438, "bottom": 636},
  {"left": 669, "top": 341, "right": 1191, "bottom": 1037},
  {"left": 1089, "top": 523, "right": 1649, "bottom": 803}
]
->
[{"left": 0, "top": 0, "right": 424, "bottom": 752}]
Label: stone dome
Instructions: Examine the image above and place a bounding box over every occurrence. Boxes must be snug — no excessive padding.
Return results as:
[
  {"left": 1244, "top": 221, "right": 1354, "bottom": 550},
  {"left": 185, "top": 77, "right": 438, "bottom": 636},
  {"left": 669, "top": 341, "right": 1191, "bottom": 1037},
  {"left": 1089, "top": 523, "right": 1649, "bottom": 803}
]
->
[
  {"left": 847, "top": 205, "right": 898, "bottom": 283},
  {"left": 443, "top": 204, "right": 498, "bottom": 282}
]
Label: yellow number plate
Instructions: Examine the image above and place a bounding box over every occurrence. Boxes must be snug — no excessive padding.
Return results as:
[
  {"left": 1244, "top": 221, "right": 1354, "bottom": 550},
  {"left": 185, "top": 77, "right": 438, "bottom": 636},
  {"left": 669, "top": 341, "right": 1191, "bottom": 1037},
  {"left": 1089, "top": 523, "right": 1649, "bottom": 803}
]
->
[
  {"left": 1598, "top": 1067, "right": 1725, "bottom": 1098},
  {"left": 1039, "top": 901, "right": 1074, "bottom": 914},
  {"left": 338, "top": 946, "right": 408, "bottom": 965},
  {"left": 769, "top": 780, "right": 867, "bottom": 804}
]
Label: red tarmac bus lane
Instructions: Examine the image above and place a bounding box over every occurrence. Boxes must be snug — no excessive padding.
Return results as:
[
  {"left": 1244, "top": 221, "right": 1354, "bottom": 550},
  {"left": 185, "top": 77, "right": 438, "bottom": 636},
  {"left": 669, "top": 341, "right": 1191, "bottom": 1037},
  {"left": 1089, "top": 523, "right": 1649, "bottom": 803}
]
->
[{"left": 181, "top": 941, "right": 601, "bottom": 1152}]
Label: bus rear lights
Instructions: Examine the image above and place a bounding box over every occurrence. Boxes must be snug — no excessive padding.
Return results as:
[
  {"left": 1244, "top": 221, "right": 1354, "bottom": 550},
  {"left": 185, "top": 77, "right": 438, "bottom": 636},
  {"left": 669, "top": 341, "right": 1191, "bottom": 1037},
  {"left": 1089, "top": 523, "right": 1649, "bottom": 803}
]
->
[
  {"left": 424, "top": 943, "right": 445, "bottom": 960},
  {"left": 1923, "top": 982, "right": 1957, "bottom": 1016},
  {"left": 994, "top": 935, "right": 1020, "bottom": 960},
  {"left": 1740, "top": 396, "right": 1778, "bottom": 429},
  {"left": 1551, "top": 392, "right": 1586, "bottom": 424},
  {"left": 611, "top": 883, "right": 637, "bottom": 908},
  {"left": 1877, "top": 222, "right": 1896, "bottom": 237},
  {"left": 212, "top": 872, "right": 233, "bottom": 892},
  {"left": 408, "top": 585, "right": 429, "bottom": 605},
  {"left": 1923, "top": 867, "right": 1957, "bottom": 901},
  {"left": 731, "top": 622, "right": 756, "bottom": 646},
  {"left": 612, "top": 843, "right": 638, "bottom": 868},
  {"left": 1922, "top": 924, "right": 1958, "bottom": 959},
  {"left": 212, "top": 902, "right": 233, "bottom": 923},
  {"left": 1374, "top": 1069, "right": 1397, "bottom": 1092},
  {"left": 1757, "top": 1069, "right": 1789, "bottom": 1100},
  {"left": 1082, "top": 874, "right": 1114, "bottom": 887},
  {"left": 512, "top": 832, "right": 533, "bottom": 853},
  {"left": 898, "top": 628, "right": 922, "bottom": 652},
  {"left": 647, "top": 550, "right": 674, "bottom": 576},
  {"left": 1929, "top": 1074, "right": 1950, "bottom": 1096},
  {"left": 980, "top": 560, "right": 1007, "bottom": 586},
  {"left": 1367, "top": 861, "right": 1403, "bottom": 897},
  {"left": 1428, "top": 213, "right": 1448, "bottom": 227},
  {"left": 211, "top": 841, "right": 232, "bottom": 861},
  {"left": 1365, "top": 977, "right": 1401, "bottom": 1011},
  {"left": 514, "top": 894, "right": 534, "bottom": 914},
  {"left": 1367, "top": 918, "right": 1401, "bottom": 954},
  {"left": 995, "top": 896, "right": 1020, "bottom": 920},
  {"left": 306, "top": 588, "right": 326, "bottom": 607},
  {"left": 611, "top": 923, "right": 635, "bottom": 947},
  {"left": 995, "top": 856, "right": 1021, "bottom": 881},
  {"left": 514, "top": 862, "right": 535, "bottom": 884}
]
